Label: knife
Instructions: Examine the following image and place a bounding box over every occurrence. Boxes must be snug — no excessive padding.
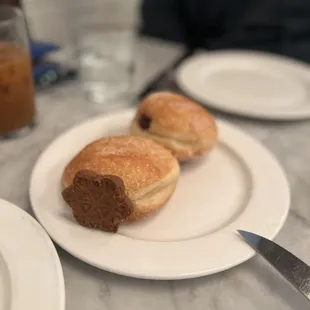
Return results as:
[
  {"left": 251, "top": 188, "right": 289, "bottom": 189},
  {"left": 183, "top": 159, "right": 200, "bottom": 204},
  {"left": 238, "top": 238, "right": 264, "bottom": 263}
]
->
[{"left": 238, "top": 230, "right": 310, "bottom": 301}]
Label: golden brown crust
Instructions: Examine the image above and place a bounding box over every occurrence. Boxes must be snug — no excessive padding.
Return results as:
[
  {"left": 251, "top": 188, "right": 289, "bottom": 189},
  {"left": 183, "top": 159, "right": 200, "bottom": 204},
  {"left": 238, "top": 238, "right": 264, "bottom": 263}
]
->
[
  {"left": 126, "top": 178, "right": 178, "bottom": 221},
  {"left": 62, "top": 136, "right": 180, "bottom": 221},
  {"left": 131, "top": 91, "right": 218, "bottom": 161},
  {"left": 135, "top": 91, "right": 218, "bottom": 141}
]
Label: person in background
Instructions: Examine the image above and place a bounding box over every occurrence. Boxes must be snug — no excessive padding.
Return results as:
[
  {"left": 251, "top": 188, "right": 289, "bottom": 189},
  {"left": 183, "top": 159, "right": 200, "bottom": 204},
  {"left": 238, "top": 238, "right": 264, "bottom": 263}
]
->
[
  {"left": 0, "top": 0, "right": 20, "bottom": 6},
  {"left": 140, "top": 0, "right": 310, "bottom": 63}
]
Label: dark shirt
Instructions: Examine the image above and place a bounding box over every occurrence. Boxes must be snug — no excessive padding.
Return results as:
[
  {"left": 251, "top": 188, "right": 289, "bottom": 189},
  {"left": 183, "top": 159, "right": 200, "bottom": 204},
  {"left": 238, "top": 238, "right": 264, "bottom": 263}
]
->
[{"left": 140, "top": 0, "right": 310, "bottom": 63}]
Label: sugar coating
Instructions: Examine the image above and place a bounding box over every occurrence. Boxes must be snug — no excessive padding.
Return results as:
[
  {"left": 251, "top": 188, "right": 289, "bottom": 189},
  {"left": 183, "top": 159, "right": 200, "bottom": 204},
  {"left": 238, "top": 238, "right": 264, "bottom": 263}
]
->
[
  {"left": 64, "top": 136, "right": 179, "bottom": 198},
  {"left": 136, "top": 92, "right": 217, "bottom": 141}
]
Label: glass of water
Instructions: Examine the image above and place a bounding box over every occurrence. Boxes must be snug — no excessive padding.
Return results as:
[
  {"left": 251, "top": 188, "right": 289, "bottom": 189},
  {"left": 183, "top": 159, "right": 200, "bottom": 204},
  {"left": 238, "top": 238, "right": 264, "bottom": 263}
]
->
[{"left": 74, "top": 0, "right": 138, "bottom": 106}]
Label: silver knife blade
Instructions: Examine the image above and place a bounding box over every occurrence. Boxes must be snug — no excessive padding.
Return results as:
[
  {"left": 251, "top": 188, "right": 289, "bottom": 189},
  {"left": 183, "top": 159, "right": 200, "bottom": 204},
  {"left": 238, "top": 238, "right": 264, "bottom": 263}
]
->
[{"left": 238, "top": 230, "right": 310, "bottom": 301}]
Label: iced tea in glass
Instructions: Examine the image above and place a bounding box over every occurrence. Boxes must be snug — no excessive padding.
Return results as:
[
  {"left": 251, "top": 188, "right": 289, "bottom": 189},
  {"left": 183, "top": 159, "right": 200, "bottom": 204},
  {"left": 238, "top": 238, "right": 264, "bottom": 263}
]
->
[{"left": 0, "top": 5, "right": 35, "bottom": 138}]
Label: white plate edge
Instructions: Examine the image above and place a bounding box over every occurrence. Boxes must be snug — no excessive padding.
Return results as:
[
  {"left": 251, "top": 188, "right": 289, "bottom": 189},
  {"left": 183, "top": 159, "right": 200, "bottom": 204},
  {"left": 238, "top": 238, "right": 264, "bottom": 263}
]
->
[
  {"left": 0, "top": 199, "right": 66, "bottom": 310},
  {"left": 175, "top": 50, "right": 310, "bottom": 120}
]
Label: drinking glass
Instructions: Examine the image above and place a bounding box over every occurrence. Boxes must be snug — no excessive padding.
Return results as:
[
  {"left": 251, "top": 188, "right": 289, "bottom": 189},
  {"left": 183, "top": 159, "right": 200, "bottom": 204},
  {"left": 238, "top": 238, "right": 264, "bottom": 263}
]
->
[
  {"left": 73, "top": 0, "right": 138, "bottom": 106},
  {"left": 0, "top": 5, "right": 35, "bottom": 139}
]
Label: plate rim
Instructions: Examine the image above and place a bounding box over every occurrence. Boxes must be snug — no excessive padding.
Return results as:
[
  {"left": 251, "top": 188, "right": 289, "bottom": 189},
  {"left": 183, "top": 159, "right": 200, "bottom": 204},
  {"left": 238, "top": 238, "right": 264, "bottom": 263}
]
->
[
  {"left": 0, "top": 199, "right": 65, "bottom": 310},
  {"left": 175, "top": 49, "right": 310, "bottom": 120},
  {"left": 29, "top": 108, "right": 290, "bottom": 280}
]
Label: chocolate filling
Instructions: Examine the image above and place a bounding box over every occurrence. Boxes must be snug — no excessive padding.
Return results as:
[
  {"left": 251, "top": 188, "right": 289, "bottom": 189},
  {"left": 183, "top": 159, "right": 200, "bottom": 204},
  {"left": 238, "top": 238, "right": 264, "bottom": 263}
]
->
[
  {"left": 62, "top": 170, "right": 133, "bottom": 233},
  {"left": 138, "top": 113, "right": 152, "bottom": 130}
]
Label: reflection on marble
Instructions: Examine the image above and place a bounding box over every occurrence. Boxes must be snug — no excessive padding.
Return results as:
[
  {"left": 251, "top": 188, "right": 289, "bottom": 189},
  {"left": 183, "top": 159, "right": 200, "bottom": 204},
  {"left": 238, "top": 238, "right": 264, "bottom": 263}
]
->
[{"left": 1, "top": 31, "right": 310, "bottom": 310}]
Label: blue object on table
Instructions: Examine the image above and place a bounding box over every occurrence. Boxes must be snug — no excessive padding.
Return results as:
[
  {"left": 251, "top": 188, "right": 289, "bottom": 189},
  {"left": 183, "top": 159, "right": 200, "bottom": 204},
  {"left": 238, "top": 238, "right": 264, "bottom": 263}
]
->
[
  {"left": 29, "top": 41, "right": 77, "bottom": 89},
  {"left": 33, "top": 62, "right": 61, "bottom": 80},
  {"left": 30, "top": 41, "right": 60, "bottom": 62}
]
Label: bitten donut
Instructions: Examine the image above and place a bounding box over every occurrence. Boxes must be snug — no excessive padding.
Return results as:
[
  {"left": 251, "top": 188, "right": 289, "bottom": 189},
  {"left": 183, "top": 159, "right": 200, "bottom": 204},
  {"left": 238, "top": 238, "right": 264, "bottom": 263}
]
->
[
  {"left": 62, "top": 136, "right": 180, "bottom": 232},
  {"left": 131, "top": 91, "right": 218, "bottom": 161}
]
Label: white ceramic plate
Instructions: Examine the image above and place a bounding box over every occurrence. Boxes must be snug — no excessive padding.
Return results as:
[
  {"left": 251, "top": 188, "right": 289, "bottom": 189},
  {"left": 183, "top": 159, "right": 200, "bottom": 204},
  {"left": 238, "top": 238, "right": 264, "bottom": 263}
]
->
[
  {"left": 30, "top": 109, "right": 290, "bottom": 280},
  {"left": 0, "top": 199, "right": 65, "bottom": 310},
  {"left": 176, "top": 50, "right": 310, "bottom": 120}
]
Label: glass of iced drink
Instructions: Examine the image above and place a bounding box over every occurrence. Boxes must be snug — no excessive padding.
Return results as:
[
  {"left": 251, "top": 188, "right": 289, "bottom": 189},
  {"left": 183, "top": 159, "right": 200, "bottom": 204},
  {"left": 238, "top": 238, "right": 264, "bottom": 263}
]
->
[
  {"left": 75, "top": 0, "right": 137, "bottom": 106},
  {"left": 0, "top": 5, "right": 35, "bottom": 139}
]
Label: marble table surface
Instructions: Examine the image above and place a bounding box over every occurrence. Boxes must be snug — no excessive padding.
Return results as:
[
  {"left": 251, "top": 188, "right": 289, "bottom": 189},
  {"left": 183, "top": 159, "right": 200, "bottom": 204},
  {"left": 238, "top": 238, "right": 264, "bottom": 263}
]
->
[{"left": 1, "top": 36, "right": 310, "bottom": 310}]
